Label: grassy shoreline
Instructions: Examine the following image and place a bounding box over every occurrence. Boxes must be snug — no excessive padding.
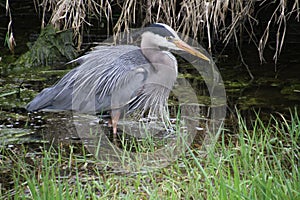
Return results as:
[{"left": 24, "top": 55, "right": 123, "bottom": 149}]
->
[{"left": 0, "top": 110, "right": 299, "bottom": 199}]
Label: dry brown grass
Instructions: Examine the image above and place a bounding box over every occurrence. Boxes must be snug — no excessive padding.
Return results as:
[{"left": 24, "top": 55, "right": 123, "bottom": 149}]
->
[
  {"left": 34, "top": 0, "right": 112, "bottom": 49},
  {"left": 9, "top": 0, "right": 300, "bottom": 65},
  {"left": 4, "top": 0, "right": 16, "bottom": 53}
]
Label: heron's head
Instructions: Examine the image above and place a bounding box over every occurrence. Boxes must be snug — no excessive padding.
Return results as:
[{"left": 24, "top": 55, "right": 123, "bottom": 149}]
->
[{"left": 141, "top": 23, "right": 210, "bottom": 61}]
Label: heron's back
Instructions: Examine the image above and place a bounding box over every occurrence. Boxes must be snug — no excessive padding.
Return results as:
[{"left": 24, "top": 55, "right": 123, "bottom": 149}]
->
[{"left": 26, "top": 45, "right": 153, "bottom": 113}]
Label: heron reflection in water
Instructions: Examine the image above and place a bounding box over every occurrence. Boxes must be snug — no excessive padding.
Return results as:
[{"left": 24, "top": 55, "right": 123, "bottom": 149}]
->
[{"left": 26, "top": 23, "right": 210, "bottom": 135}]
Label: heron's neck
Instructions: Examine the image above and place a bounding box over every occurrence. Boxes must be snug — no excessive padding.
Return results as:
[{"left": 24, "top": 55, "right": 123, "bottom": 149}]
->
[
  {"left": 141, "top": 40, "right": 162, "bottom": 67},
  {"left": 141, "top": 48, "right": 161, "bottom": 63},
  {"left": 141, "top": 33, "right": 162, "bottom": 68}
]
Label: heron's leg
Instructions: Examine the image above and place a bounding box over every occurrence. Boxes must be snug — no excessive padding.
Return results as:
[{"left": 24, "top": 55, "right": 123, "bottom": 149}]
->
[{"left": 111, "top": 110, "right": 121, "bottom": 135}]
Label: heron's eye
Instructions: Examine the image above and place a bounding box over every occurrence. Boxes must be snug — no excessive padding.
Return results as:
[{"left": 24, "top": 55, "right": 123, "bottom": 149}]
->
[{"left": 166, "top": 36, "right": 174, "bottom": 41}]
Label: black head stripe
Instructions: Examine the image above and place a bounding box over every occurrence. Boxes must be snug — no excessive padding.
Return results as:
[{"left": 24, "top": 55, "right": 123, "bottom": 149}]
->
[{"left": 147, "top": 23, "right": 176, "bottom": 38}]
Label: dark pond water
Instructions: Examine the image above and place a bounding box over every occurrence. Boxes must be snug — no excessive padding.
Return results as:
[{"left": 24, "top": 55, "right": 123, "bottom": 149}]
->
[{"left": 1, "top": 43, "right": 299, "bottom": 146}]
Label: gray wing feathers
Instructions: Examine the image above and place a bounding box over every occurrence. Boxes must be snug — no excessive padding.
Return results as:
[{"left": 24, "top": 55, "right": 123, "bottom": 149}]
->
[
  {"left": 26, "top": 69, "right": 77, "bottom": 111},
  {"left": 71, "top": 45, "right": 150, "bottom": 113},
  {"left": 26, "top": 45, "right": 150, "bottom": 113}
]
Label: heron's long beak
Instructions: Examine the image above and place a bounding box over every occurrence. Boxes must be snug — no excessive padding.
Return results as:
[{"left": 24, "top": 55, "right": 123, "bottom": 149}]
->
[{"left": 173, "top": 39, "right": 210, "bottom": 61}]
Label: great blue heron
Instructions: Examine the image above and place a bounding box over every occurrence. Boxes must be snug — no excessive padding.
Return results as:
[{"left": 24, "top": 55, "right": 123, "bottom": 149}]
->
[{"left": 26, "top": 23, "right": 210, "bottom": 135}]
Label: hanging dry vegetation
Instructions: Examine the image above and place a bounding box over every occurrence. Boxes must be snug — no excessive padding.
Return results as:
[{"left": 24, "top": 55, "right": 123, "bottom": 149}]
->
[{"left": 7, "top": 0, "right": 300, "bottom": 63}]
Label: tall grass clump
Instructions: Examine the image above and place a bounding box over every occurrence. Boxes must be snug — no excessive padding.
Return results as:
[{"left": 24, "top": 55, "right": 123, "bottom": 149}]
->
[
  {"left": 0, "top": 109, "right": 299, "bottom": 199},
  {"left": 207, "top": 109, "right": 300, "bottom": 199}
]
